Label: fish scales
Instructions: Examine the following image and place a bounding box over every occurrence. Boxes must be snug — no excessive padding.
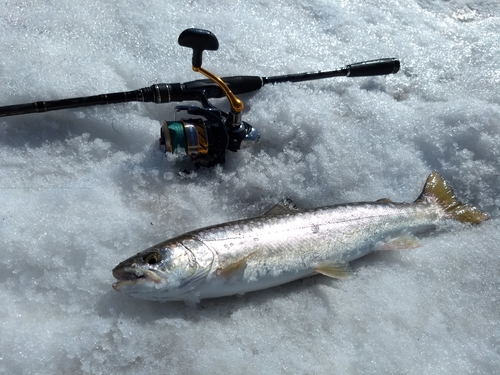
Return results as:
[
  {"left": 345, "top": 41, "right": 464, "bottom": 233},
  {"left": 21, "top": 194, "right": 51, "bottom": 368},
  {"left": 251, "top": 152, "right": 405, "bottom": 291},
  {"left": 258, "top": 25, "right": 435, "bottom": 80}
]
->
[
  {"left": 194, "top": 203, "right": 437, "bottom": 270},
  {"left": 112, "top": 172, "right": 488, "bottom": 303}
]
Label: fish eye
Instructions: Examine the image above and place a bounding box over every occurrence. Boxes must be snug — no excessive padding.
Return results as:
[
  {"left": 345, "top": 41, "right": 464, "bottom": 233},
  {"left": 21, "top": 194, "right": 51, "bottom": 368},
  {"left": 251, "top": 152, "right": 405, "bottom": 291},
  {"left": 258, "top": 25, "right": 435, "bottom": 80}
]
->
[{"left": 143, "top": 252, "right": 162, "bottom": 265}]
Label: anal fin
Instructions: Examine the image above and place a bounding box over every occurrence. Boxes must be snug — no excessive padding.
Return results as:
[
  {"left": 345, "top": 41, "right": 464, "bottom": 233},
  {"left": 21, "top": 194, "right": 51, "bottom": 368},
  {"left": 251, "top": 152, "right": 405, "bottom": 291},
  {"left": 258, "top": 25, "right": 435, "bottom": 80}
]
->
[
  {"left": 374, "top": 234, "right": 421, "bottom": 251},
  {"left": 316, "top": 262, "right": 352, "bottom": 279},
  {"left": 376, "top": 198, "right": 393, "bottom": 203}
]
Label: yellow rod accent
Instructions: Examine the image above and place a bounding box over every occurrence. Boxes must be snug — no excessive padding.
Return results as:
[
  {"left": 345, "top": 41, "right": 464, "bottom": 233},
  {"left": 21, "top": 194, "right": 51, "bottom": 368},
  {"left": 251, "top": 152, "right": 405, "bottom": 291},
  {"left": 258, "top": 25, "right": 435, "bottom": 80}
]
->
[{"left": 193, "top": 66, "right": 244, "bottom": 113}]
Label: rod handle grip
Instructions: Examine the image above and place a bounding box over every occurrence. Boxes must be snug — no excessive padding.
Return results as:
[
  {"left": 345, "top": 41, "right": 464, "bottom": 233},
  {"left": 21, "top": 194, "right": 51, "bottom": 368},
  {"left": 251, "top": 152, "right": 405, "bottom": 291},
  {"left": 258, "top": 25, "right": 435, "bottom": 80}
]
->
[{"left": 347, "top": 58, "right": 400, "bottom": 77}]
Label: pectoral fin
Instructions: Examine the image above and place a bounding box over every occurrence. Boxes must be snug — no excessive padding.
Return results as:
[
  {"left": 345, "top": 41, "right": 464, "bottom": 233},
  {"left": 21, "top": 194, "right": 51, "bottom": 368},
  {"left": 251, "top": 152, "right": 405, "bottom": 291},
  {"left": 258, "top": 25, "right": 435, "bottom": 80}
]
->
[
  {"left": 217, "top": 251, "right": 257, "bottom": 279},
  {"left": 374, "top": 234, "right": 421, "bottom": 251},
  {"left": 316, "top": 262, "right": 352, "bottom": 279}
]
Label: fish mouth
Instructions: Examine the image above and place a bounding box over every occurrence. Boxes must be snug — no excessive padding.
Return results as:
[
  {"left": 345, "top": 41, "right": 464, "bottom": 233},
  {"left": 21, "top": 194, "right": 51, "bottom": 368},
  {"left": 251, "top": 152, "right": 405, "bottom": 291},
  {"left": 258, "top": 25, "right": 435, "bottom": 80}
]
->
[{"left": 112, "top": 266, "right": 162, "bottom": 290}]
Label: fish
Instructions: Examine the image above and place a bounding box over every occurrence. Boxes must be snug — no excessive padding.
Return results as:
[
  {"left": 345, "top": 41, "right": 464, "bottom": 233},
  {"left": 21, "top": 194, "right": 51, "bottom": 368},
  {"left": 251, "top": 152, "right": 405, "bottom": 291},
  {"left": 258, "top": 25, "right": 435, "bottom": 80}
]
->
[{"left": 112, "top": 172, "right": 488, "bottom": 303}]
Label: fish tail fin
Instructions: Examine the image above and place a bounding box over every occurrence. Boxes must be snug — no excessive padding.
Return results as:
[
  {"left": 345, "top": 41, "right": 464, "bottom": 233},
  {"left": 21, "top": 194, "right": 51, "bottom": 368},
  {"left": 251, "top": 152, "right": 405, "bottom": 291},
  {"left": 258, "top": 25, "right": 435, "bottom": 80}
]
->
[{"left": 416, "top": 171, "right": 488, "bottom": 225}]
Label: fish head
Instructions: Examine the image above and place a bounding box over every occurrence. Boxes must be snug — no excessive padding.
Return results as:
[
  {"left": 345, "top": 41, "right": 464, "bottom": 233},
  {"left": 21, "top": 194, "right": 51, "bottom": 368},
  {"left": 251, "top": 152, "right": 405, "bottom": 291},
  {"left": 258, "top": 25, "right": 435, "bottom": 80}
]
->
[{"left": 112, "top": 242, "right": 202, "bottom": 301}]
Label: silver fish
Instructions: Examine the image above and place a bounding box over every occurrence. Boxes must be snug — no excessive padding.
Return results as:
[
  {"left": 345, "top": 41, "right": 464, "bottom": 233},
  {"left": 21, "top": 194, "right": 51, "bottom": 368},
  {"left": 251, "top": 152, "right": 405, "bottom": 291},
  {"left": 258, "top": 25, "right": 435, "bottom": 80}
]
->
[{"left": 112, "top": 172, "right": 488, "bottom": 302}]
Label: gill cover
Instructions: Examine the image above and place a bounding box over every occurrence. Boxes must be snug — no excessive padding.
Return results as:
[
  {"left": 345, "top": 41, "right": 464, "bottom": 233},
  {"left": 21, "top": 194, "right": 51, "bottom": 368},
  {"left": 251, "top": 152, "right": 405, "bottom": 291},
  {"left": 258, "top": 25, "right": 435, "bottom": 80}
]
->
[{"left": 112, "top": 236, "right": 215, "bottom": 301}]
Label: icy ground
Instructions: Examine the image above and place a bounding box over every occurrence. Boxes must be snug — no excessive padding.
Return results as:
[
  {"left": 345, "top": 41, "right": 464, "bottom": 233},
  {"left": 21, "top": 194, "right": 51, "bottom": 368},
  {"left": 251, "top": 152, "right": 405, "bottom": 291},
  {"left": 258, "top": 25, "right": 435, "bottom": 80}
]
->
[{"left": 0, "top": 0, "right": 499, "bottom": 374}]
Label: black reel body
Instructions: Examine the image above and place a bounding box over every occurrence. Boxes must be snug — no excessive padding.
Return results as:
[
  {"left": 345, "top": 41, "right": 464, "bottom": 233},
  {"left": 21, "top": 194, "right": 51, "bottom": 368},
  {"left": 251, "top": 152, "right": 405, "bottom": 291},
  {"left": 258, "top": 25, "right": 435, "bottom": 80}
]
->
[{"left": 160, "top": 105, "right": 259, "bottom": 167}]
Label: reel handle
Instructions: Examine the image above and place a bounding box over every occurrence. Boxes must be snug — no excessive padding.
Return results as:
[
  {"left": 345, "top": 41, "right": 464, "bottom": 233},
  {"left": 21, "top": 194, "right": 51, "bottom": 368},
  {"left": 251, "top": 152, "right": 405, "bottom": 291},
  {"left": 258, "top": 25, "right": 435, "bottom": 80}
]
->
[
  {"left": 178, "top": 28, "right": 244, "bottom": 124},
  {"left": 178, "top": 29, "right": 219, "bottom": 68}
]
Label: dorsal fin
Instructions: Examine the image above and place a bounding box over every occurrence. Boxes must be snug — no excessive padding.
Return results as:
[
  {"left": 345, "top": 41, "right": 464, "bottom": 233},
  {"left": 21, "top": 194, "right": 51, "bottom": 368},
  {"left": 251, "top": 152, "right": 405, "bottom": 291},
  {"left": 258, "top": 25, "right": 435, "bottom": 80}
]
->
[{"left": 264, "top": 198, "right": 299, "bottom": 216}]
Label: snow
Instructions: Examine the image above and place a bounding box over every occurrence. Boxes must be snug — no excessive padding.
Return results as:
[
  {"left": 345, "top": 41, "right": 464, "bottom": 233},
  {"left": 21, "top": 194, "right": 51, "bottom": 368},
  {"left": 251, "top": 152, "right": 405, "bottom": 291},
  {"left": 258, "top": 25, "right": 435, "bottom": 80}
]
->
[{"left": 0, "top": 0, "right": 499, "bottom": 374}]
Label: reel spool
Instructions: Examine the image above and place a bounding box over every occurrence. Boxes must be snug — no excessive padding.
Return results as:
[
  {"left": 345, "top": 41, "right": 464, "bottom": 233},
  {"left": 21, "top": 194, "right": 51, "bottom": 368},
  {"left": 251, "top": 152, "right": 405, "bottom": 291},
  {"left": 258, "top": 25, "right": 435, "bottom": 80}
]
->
[{"left": 160, "top": 105, "right": 229, "bottom": 167}]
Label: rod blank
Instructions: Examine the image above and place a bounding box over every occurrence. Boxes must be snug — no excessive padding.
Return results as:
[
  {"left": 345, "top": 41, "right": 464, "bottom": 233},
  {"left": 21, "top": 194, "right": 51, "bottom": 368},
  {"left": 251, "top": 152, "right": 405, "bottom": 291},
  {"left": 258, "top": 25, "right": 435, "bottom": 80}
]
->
[{"left": 0, "top": 58, "right": 400, "bottom": 118}]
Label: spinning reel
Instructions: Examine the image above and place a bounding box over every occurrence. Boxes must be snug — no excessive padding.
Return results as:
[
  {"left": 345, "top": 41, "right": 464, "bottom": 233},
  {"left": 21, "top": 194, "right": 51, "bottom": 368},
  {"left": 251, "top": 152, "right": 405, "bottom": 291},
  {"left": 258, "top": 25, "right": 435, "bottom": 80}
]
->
[
  {"left": 0, "top": 28, "right": 400, "bottom": 167},
  {"left": 160, "top": 28, "right": 259, "bottom": 167}
]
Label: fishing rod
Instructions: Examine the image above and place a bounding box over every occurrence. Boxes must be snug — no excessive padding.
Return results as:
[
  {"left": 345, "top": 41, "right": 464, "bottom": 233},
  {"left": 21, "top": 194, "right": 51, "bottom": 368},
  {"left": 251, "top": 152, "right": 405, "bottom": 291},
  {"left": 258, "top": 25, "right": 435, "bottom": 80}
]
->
[{"left": 0, "top": 28, "right": 400, "bottom": 167}]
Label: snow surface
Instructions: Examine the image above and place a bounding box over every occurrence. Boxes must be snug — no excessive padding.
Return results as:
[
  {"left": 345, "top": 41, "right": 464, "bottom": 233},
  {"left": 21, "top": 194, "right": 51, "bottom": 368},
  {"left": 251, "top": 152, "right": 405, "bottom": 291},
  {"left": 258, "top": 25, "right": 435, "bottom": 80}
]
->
[{"left": 1, "top": 0, "right": 499, "bottom": 374}]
